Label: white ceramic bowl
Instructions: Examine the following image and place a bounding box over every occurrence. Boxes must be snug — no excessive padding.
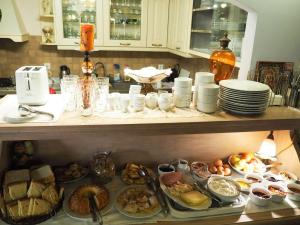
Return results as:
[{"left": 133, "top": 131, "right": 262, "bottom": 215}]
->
[
  {"left": 267, "top": 183, "right": 287, "bottom": 203},
  {"left": 287, "top": 183, "right": 300, "bottom": 201},
  {"left": 197, "top": 102, "right": 218, "bottom": 113},
  {"left": 195, "top": 72, "right": 215, "bottom": 86},
  {"left": 157, "top": 164, "right": 176, "bottom": 176},
  {"left": 207, "top": 176, "right": 241, "bottom": 203},
  {"left": 197, "top": 94, "right": 218, "bottom": 104},
  {"left": 198, "top": 84, "right": 220, "bottom": 96},
  {"left": 245, "top": 173, "right": 264, "bottom": 184},
  {"left": 234, "top": 178, "right": 252, "bottom": 192},
  {"left": 249, "top": 185, "right": 271, "bottom": 206}
]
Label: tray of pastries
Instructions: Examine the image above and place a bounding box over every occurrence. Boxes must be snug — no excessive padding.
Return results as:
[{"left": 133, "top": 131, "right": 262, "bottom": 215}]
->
[
  {"left": 0, "top": 165, "right": 64, "bottom": 225},
  {"left": 64, "top": 184, "right": 112, "bottom": 221},
  {"left": 115, "top": 185, "right": 161, "bottom": 218},
  {"left": 54, "top": 162, "right": 89, "bottom": 184}
]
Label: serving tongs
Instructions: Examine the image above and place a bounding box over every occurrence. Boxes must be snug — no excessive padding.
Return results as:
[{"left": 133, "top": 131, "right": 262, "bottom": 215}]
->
[
  {"left": 89, "top": 194, "right": 103, "bottom": 225},
  {"left": 138, "top": 167, "right": 169, "bottom": 216},
  {"left": 18, "top": 104, "right": 54, "bottom": 119}
]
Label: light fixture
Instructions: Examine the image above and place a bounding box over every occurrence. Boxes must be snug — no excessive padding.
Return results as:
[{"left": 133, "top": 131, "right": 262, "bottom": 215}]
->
[
  {"left": 213, "top": 4, "right": 218, "bottom": 9},
  {"left": 220, "top": 3, "right": 227, "bottom": 8},
  {"left": 256, "top": 131, "right": 277, "bottom": 161}
]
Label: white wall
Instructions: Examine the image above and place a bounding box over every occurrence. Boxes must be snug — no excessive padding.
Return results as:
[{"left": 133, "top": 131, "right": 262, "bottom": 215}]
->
[{"left": 239, "top": 0, "right": 300, "bottom": 71}]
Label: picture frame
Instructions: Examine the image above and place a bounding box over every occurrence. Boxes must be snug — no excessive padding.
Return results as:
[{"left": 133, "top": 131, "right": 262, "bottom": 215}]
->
[{"left": 255, "top": 61, "right": 294, "bottom": 90}]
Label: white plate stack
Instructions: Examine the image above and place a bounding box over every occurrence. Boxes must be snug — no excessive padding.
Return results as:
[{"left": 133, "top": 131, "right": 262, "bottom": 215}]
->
[
  {"left": 219, "top": 80, "right": 270, "bottom": 115},
  {"left": 174, "top": 77, "right": 192, "bottom": 108}
]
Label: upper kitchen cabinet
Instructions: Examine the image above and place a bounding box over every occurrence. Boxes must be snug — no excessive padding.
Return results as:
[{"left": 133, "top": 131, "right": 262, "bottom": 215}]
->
[
  {"left": 54, "top": 0, "right": 103, "bottom": 48},
  {"left": 147, "top": 0, "right": 169, "bottom": 48},
  {"left": 102, "top": 0, "right": 148, "bottom": 47},
  {"left": 167, "top": 0, "right": 193, "bottom": 56},
  {"left": 188, "top": 0, "right": 257, "bottom": 71}
]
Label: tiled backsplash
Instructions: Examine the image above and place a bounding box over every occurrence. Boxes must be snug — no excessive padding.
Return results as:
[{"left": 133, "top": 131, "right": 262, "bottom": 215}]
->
[{"left": 0, "top": 36, "right": 211, "bottom": 79}]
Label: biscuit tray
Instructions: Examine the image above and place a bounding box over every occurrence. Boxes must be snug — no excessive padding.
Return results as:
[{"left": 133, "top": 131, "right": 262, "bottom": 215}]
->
[{"left": 0, "top": 188, "right": 64, "bottom": 225}]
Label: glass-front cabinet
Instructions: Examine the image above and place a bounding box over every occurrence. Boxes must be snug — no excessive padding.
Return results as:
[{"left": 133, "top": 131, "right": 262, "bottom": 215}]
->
[
  {"left": 54, "top": 0, "right": 103, "bottom": 47},
  {"left": 189, "top": 0, "right": 248, "bottom": 60},
  {"left": 103, "top": 0, "right": 148, "bottom": 47}
]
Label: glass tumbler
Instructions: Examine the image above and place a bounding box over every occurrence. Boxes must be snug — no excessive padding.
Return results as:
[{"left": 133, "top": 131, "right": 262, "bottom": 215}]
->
[
  {"left": 78, "top": 76, "right": 96, "bottom": 116},
  {"left": 95, "top": 77, "right": 109, "bottom": 112},
  {"left": 60, "top": 78, "right": 78, "bottom": 112}
]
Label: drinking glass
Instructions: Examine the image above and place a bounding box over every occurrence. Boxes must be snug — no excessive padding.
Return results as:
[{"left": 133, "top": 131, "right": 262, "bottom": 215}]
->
[
  {"left": 77, "top": 77, "right": 96, "bottom": 116},
  {"left": 60, "top": 78, "right": 78, "bottom": 112},
  {"left": 95, "top": 77, "right": 109, "bottom": 112}
]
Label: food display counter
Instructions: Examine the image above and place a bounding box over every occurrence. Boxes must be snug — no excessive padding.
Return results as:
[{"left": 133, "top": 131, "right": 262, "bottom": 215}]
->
[{"left": 0, "top": 94, "right": 300, "bottom": 225}]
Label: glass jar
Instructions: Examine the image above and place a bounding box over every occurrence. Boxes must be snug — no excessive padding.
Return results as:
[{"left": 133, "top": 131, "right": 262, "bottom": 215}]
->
[
  {"left": 78, "top": 76, "right": 96, "bottom": 116},
  {"left": 210, "top": 33, "right": 236, "bottom": 84},
  {"left": 90, "top": 151, "right": 115, "bottom": 184}
]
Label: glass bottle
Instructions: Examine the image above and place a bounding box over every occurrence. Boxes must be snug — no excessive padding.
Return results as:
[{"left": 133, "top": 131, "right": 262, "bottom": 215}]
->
[
  {"left": 210, "top": 33, "right": 236, "bottom": 84},
  {"left": 80, "top": 23, "right": 94, "bottom": 52}
]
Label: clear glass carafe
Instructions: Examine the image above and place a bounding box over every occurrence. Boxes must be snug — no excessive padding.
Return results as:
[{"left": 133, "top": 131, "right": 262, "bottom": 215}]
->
[{"left": 90, "top": 151, "right": 115, "bottom": 184}]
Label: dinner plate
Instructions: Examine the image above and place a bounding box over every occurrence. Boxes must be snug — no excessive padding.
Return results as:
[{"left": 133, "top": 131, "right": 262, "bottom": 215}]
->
[
  {"left": 63, "top": 186, "right": 113, "bottom": 221},
  {"left": 227, "top": 155, "right": 267, "bottom": 175},
  {"left": 54, "top": 166, "right": 89, "bottom": 184},
  {"left": 219, "top": 80, "right": 270, "bottom": 92},
  {"left": 219, "top": 92, "right": 270, "bottom": 100},
  {"left": 114, "top": 185, "right": 162, "bottom": 219},
  {"left": 3, "top": 111, "right": 36, "bottom": 123},
  {"left": 159, "top": 176, "right": 212, "bottom": 211},
  {"left": 218, "top": 97, "right": 268, "bottom": 108},
  {"left": 218, "top": 102, "right": 268, "bottom": 112}
]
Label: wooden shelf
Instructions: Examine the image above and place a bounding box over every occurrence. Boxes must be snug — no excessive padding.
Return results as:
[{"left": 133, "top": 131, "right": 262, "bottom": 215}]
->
[{"left": 0, "top": 99, "right": 300, "bottom": 140}]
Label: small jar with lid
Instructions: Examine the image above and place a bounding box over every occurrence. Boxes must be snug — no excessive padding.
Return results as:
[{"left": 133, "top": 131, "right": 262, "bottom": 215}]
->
[{"left": 90, "top": 151, "right": 115, "bottom": 184}]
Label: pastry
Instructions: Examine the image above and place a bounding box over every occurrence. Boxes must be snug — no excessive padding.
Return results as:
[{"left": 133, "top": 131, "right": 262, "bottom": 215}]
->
[
  {"left": 4, "top": 169, "right": 30, "bottom": 186},
  {"left": 6, "top": 203, "right": 19, "bottom": 220},
  {"left": 69, "top": 185, "right": 109, "bottom": 215},
  {"left": 17, "top": 199, "right": 30, "bottom": 218},
  {"left": 180, "top": 191, "right": 209, "bottom": 206},
  {"left": 8, "top": 182, "right": 27, "bottom": 200},
  {"left": 27, "top": 181, "right": 46, "bottom": 198},
  {"left": 30, "top": 198, "right": 51, "bottom": 216}
]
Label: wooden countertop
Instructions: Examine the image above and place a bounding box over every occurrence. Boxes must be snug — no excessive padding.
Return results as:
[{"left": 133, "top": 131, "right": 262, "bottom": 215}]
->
[{"left": 0, "top": 104, "right": 300, "bottom": 140}]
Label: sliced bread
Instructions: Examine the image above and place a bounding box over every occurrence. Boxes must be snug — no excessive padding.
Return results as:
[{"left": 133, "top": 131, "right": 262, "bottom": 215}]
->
[
  {"left": 8, "top": 182, "right": 27, "bottom": 200},
  {"left": 31, "top": 198, "right": 51, "bottom": 216},
  {"left": 6, "top": 203, "right": 19, "bottom": 220},
  {"left": 31, "top": 165, "right": 55, "bottom": 184},
  {"left": 27, "top": 181, "right": 46, "bottom": 198},
  {"left": 0, "top": 194, "right": 6, "bottom": 216},
  {"left": 4, "top": 169, "right": 30, "bottom": 186},
  {"left": 42, "top": 185, "right": 59, "bottom": 205},
  {"left": 18, "top": 199, "right": 31, "bottom": 218}
]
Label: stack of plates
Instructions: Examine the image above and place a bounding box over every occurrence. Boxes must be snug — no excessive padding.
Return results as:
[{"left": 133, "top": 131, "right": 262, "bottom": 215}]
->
[{"left": 219, "top": 80, "right": 270, "bottom": 115}]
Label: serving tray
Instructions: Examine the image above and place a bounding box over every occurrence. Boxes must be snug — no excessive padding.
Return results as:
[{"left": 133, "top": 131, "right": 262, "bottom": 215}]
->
[{"left": 166, "top": 193, "right": 247, "bottom": 219}]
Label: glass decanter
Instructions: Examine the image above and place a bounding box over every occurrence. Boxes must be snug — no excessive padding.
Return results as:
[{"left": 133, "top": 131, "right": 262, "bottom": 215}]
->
[
  {"left": 90, "top": 151, "right": 116, "bottom": 184},
  {"left": 210, "top": 33, "right": 236, "bottom": 84}
]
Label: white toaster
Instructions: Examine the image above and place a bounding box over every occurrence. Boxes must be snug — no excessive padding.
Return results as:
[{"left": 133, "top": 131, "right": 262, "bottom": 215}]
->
[{"left": 15, "top": 66, "right": 49, "bottom": 105}]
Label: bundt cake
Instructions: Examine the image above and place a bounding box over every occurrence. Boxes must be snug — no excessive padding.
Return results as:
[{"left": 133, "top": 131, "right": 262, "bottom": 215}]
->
[{"left": 69, "top": 185, "right": 109, "bottom": 215}]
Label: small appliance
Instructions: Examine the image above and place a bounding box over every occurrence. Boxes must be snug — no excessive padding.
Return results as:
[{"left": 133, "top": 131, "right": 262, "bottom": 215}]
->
[{"left": 15, "top": 66, "right": 49, "bottom": 105}]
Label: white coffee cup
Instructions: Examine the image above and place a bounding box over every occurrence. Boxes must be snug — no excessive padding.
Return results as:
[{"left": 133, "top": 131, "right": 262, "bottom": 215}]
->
[
  {"left": 129, "top": 85, "right": 142, "bottom": 105},
  {"left": 145, "top": 92, "right": 158, "bottom": 109},
  {"left": 120, "top": 95, "right": 130, "bottom": 113},
  {"left": 158, "top": 93, "right": 173, "bottom": 111},
  {"left": 133, "top": 94, "right": 145, "bottom": 112}
]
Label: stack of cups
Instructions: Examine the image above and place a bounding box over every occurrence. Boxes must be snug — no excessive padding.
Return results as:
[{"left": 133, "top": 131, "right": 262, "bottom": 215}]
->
[
  {"left": 174, "top": 77, "right": 192, "bottom": 108},
  {"left": 195, "top": 72, "right": 219, "bottom": 113}
]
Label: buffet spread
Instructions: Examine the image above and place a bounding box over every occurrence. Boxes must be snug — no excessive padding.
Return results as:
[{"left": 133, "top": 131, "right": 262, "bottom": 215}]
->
[{"left": 1, "top": 152, "right": 300, "bottom": 225}]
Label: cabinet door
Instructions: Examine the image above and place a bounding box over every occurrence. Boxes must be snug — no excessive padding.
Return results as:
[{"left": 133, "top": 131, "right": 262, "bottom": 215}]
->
[
  {"left": 167, "top": 0, "right": 192, "bottom": 52},
  {"left": 103, "top": 0, "right": 148, "bottom": 47},
  {"left": 147, "top": 0, "right": 169, "bottom": 48},
  {"left": 54, "top": 0, "right": 103, "bottom": 47}
]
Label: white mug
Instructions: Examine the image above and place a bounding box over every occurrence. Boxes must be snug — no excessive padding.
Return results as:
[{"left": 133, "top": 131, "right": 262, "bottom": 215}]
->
[
  {"left": 133, "top": 94, "right": 145, "bottom": 112},
  {"left": 120, "top": 95, "right": 130, "bottom": 113},
  {"left": 145, "top": 92, "right": 158, "bottom": 109},
  {"left": 158, "top": 93, "right": 173, "bottom": 111}
]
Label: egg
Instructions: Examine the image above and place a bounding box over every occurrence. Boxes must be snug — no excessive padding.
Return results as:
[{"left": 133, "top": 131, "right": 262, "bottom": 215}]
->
[
  {"left": 217, "top": 166, "right": 224, "bottom": 172},
  {"left": 209, "top": 165, "right": 218, "bottom": 173},
  {"left": 217, "top": 170, "right": 225, "bottom": 176},
  {"left": 214, "top": 159, "right": 223, "bottom": 167},
  {"left": 224, "top": 167, "right": 231, "bottom": 176}
]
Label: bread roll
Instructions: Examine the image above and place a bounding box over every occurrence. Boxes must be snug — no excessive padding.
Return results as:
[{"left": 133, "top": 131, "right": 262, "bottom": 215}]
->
[{"left": 180, "top": 191, "right": 208, "bottom": 206}]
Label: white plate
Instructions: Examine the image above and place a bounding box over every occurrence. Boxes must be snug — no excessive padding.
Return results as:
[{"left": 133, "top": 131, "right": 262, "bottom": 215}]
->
[
  {"left": 219, "top": 97, "right": 268, "bottom": 108},
  {"left": 219, "top": 87, "right": 270, "bottom": 95},
  {"left": 3, "top": 111, "right": 36, "bottom": 123},
  {"left": 159, "top": 176, "right": 212, "bottom": 211},
  {"left": 114, "top": 185, "right": 162, "bottom": 219},
  {"left": 63, "top": 186, "right": 113, "bottom": 221},
  {"left": 219, "top": 106, "right": 266, "bottom": 114},
  {"left": 219, "top": 91, "right": 270, "bottom": 99},
  {"left": 220, "top": 80, "right": 270, "bottom": 92},
  {"left": 218, "top": 102, "right": 268, "bottom": 112},
  {"left": 228, "top": 155, "right": 267, "bottom": 175}
]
